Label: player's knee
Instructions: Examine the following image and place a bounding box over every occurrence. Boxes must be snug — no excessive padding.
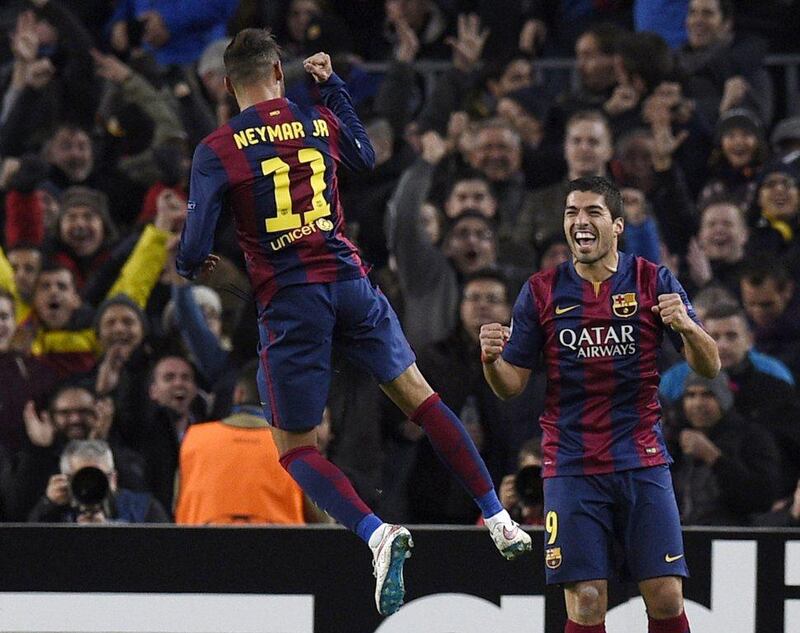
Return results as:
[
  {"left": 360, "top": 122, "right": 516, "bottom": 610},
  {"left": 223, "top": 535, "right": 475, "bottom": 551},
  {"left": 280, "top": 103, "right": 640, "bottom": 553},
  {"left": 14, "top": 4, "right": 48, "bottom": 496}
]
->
[
  {"left": 646, "top": 593, "right": 684, "bottom": 619},
  {"left": 570, "top": 584, "right": 606, "bottom": 624},
  {"left": 644, "top": 581, "right": 684, "bottom": 619}
]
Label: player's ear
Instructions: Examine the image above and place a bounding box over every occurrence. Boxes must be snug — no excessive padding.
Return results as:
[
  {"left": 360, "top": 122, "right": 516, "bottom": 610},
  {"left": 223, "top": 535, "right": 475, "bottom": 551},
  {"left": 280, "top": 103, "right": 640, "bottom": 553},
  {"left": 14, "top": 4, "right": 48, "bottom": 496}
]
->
[
  {"left": 224, "top": 76, "right": 236, "bottom": 98},
  {"left": 273, "top": 60, "right": 284, "bottom": 83},
  {"left": 613, "top": 216, "right": 624, "bottom": 236}
]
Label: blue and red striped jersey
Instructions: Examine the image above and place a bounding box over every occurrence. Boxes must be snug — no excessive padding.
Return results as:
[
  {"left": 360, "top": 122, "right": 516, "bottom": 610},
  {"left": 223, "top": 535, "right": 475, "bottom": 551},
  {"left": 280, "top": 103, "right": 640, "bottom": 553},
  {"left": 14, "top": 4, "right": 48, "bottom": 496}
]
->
[
  {"left": 176, "top": 74, "right": 374, "bottom": 308},
  {"left": 502, "top": 252, "right": 700, "bottom": 478}
]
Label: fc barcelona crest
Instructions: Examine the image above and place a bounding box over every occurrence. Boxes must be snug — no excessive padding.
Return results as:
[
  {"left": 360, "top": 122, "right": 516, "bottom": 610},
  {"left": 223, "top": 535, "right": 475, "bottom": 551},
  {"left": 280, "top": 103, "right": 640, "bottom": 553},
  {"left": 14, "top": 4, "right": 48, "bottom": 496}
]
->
[
  {"left": 612, "top": 292, "right": 638, "bottom": 318},
  {"left": 545, "top": 547, "right": 562, "bottom": 569}
]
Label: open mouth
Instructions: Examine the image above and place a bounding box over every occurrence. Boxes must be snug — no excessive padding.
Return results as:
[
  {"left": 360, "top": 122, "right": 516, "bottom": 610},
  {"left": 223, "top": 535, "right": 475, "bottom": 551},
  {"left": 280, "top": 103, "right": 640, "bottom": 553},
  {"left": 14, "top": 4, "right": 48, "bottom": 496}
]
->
[
  {"left": 464, "top": 249, "right": 479, "bottom": 264},
  {"left": 69, "top": 231, "right": 94, "bottom": 248},
  {"left": 66, "top": 423, "right": 89, "bottom": 438},
  {"left": 728, "top": 150, "right": 750, "bottom": 164},
  {"left": 573, "top": 230, "right": 597, "bottom": 250}
]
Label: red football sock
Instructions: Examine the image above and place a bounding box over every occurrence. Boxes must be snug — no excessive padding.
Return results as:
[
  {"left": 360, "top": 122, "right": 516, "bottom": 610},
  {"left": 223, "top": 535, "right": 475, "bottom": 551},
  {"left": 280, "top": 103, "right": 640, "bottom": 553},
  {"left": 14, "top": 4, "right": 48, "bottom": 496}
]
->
[
  {"left": 565, "top": 620, "right": 605, "bottom": 633},
  {"left": 648, "top": 611, "right": 690, "bottom": 633}
]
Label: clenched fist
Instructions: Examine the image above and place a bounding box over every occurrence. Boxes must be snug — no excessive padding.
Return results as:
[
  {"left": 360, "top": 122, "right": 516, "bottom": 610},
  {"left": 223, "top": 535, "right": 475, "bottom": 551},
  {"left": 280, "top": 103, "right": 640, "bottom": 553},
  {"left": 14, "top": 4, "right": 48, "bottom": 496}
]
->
[
  {"left": 479, "top": 322, "right": 510, "bottom": 364},
  {"left": 303, "top": 52, "right": 333, "bottom": 83},
  {"left": 652, "top": 293, "right": 694, "bottom": 333}
]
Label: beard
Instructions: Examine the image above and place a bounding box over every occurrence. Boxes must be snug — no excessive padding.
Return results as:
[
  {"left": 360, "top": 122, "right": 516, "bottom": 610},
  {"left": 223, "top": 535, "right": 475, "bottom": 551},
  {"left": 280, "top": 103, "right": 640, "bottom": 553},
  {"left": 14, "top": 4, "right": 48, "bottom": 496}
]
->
[{"left": 572, "top": 240, "right": 612, "bottom": 265}]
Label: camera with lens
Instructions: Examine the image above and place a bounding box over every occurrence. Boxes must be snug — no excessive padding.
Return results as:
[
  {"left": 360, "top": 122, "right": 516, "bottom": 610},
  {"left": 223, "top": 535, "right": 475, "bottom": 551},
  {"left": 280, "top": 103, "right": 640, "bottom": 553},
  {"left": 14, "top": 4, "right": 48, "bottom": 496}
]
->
[
  {"left": 70, "top": 466, "right": 110, "bottom": 513},
  {"left": 514, "top": 464, "right": 544, "bottom": 507}
]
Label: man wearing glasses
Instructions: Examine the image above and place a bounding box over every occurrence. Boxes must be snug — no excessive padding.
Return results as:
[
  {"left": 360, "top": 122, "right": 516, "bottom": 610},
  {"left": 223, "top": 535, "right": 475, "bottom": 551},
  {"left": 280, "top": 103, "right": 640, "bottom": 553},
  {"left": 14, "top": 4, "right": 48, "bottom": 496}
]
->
[{"left": 8, "top": 385, "right": 145, "bottom": 520}]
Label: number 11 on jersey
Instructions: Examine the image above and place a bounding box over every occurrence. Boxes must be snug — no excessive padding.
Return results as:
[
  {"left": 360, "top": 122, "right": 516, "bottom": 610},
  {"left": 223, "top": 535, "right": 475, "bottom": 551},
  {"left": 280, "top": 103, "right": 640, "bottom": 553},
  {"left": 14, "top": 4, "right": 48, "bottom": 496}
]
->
[{"left": 262, "top": 148, "right": 331, "bottom": 233}]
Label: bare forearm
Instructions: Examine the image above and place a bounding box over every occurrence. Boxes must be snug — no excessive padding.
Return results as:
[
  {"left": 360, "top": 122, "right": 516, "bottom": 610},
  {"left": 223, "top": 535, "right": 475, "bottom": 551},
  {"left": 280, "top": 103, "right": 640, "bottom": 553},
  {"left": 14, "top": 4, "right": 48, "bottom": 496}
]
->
[
  {"left": 681, "top": 324, "right": 720, "bottom": 378},
  {"left": 483, "top": 358, "right": 527, "bottom": 400}
]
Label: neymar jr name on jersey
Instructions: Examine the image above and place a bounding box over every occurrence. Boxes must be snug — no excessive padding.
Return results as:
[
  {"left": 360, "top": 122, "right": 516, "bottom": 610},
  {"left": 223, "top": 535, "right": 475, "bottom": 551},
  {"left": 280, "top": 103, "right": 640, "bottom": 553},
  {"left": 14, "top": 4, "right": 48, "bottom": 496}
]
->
[{"left": 233, "top": 118, "right": 330, "bottom": 149}]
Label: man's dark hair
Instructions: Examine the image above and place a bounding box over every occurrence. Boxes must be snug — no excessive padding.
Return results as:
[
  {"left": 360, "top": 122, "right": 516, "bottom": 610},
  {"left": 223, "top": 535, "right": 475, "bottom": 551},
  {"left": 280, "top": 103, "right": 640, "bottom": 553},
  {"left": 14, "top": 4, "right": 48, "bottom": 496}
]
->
[
  {"left": 718, "top": 0, "right": 735, "bottom": 21},
  {"left": 565, "top": 109, "right": 613, "bottom": 142},
  {"left": 149, "top": 354, "right": 197, "bottom": 387},
  {"left": 444, "top": 169, "right": 494, "bottom": 201},
  {"left": 52, "top": 123, "right": 91, "bottom": 138},
  {"left": 703, "top": 303, "right": 748, "bottom": 324},
  {"left": 7, "top": 242, "right": 43, "bottom": 256},
  {"left": 224, "top": 28, "right": 282, "bottom": 86},
  {"left": 581, "top": 22, "right": 623, "bottom": 55},
  {"left": 34, "top": 262, "right": 77, "bottom": 291},
  {"left": 616, "top": 31, "right": 673, "bottom": 95},
  {"left": 483, "top": 54, "right": 530, "bottom": 84},
  {"left": 740, "top": 257, "right": 794, "bottom": 291},
  {"left": 463, "top": 268, "right": 509, "bottom": 295},
  {"left": 235, "top": 359, "right": 261, "bottom": 406},
  {"left": 565, "top": 176, "right": 623, "bottom": 219},
  {"left": 699, "top": 193, "right": 745, "bottom": 217},
  {"left": 48, "top": 383, "right": 95, "bottom": 414},
  {"left": 445, "top": 210, "right": 497, "bottom": 239}
]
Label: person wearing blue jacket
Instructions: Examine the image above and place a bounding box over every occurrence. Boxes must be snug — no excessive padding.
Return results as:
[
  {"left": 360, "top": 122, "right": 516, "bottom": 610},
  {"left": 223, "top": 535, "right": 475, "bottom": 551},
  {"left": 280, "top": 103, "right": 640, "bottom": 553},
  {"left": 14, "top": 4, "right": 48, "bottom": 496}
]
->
[{"left": 108, "top": 0, "right": 238, "bottom": 67}]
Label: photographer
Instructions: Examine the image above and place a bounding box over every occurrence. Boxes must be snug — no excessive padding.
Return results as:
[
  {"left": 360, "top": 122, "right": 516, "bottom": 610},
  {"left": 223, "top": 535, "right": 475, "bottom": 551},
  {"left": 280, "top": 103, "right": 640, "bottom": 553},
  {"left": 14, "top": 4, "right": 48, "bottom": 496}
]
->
[
  {"left": 8, "top": 384, "right": 146, "bottom": 520},
  {"left": 28, "top": 440, "right": 167, "bottom": 524},
  {"left": 499, "top": 439, "right": 544, "bottom": 526}
]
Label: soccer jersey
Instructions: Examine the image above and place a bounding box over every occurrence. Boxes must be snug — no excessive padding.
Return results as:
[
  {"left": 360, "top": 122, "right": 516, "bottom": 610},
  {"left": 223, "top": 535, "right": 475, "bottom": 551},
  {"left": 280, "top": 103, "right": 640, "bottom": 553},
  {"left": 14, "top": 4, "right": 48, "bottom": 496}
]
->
[
  {"left": 176, "top": 74, "right": 373, "bottom": 307},
  {"left": 502, "top": 252, "right": 700, "bottom": 478}
]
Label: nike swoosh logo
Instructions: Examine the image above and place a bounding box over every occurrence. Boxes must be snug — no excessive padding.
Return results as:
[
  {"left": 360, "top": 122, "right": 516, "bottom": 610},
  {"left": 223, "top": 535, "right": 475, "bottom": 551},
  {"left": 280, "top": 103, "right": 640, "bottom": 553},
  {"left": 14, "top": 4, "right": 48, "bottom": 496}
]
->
[
  {"left": 502, "top": 525, "right": 518, "bottom": 540},
  {"left": 555, "top": 305, "right": 580, "bottom": 315},
  {"left": 665, "top": 554, "right": 684, "bottom": 563}
]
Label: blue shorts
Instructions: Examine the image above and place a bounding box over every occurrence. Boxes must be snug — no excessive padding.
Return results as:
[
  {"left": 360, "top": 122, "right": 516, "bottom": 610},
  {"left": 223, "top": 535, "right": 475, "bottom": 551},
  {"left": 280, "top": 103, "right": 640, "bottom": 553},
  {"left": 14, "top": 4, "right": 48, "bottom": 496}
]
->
[
  {"left": 256, "top": 277, "right": 416, "bottom": 431},
  {"left": 542, "top": 465, "right": 688, "bottom": 585}
]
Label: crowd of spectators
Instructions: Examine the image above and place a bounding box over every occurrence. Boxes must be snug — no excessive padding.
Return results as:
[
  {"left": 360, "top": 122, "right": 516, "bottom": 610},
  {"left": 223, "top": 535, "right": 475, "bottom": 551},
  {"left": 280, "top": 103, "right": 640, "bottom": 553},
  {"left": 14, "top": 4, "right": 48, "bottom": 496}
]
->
[{"left": 0, "top": 0, "right": 799, "bottom": 528}]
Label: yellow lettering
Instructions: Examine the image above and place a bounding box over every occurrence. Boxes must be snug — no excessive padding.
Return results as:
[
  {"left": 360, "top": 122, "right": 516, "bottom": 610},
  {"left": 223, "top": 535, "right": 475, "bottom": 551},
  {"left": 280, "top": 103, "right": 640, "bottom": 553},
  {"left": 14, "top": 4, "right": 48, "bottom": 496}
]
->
[
  {"left": 292, "top": 122, "right": 305, "bottom": 138},
  {"left": 546, "top": 511, "right": 558, "bottom": 545},
  {"left": 267, "top": 125, "right": 283, "bottom": 142},
  {"left": 233, "top": 131, "right": 249, "bottom": 149},
  {"left": 262, "top": 148, "right": 332, "bottom": 234},
  {"left": 255, "top": 127, "right": 267, "bottom": 142},
  {"left": 245, "top": 128, "right": 258, "bottom": 145},
  {"left": 317, "top": 119, "right": 329, "bottom": 137},
  {"left": 262, "top": 157, "right": 297, "bottom": 232},
  {"left": 298, "top": 147, "right": 331, "bottom": 223},
  {"left": 281, "top": 123, "right": 294, "bottom": 140}
]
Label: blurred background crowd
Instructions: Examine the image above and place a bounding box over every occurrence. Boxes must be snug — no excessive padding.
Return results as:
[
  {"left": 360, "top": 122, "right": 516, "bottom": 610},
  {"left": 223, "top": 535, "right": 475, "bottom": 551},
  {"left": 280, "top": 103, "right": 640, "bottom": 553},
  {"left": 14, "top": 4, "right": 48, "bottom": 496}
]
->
[{"left": 0, "top": 0, "right": 800, "bottom": 530}]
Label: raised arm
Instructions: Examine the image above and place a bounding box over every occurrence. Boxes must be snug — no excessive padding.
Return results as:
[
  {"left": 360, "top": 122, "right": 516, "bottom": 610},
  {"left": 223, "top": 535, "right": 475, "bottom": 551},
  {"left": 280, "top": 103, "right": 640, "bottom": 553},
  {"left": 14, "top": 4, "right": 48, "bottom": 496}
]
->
[
  {"left": 480, "top": 323, "right": 531, "bottom": 400},
  {"left": 654, "top": 267, "right": 720, "bottom": 379},
  {"left": 481, "top": 281, "right": 541, "bottom": 399},
  {"left": 305, "top": 52, "right": 375, "bottom": 172}
]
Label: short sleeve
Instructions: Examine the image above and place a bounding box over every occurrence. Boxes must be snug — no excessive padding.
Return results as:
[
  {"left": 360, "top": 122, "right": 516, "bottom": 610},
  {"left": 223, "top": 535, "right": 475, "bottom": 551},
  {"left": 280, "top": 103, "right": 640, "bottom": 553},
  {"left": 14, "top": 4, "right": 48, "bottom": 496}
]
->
[{"left": 501, "top": 281, "right": 543, "bottom": 369}]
